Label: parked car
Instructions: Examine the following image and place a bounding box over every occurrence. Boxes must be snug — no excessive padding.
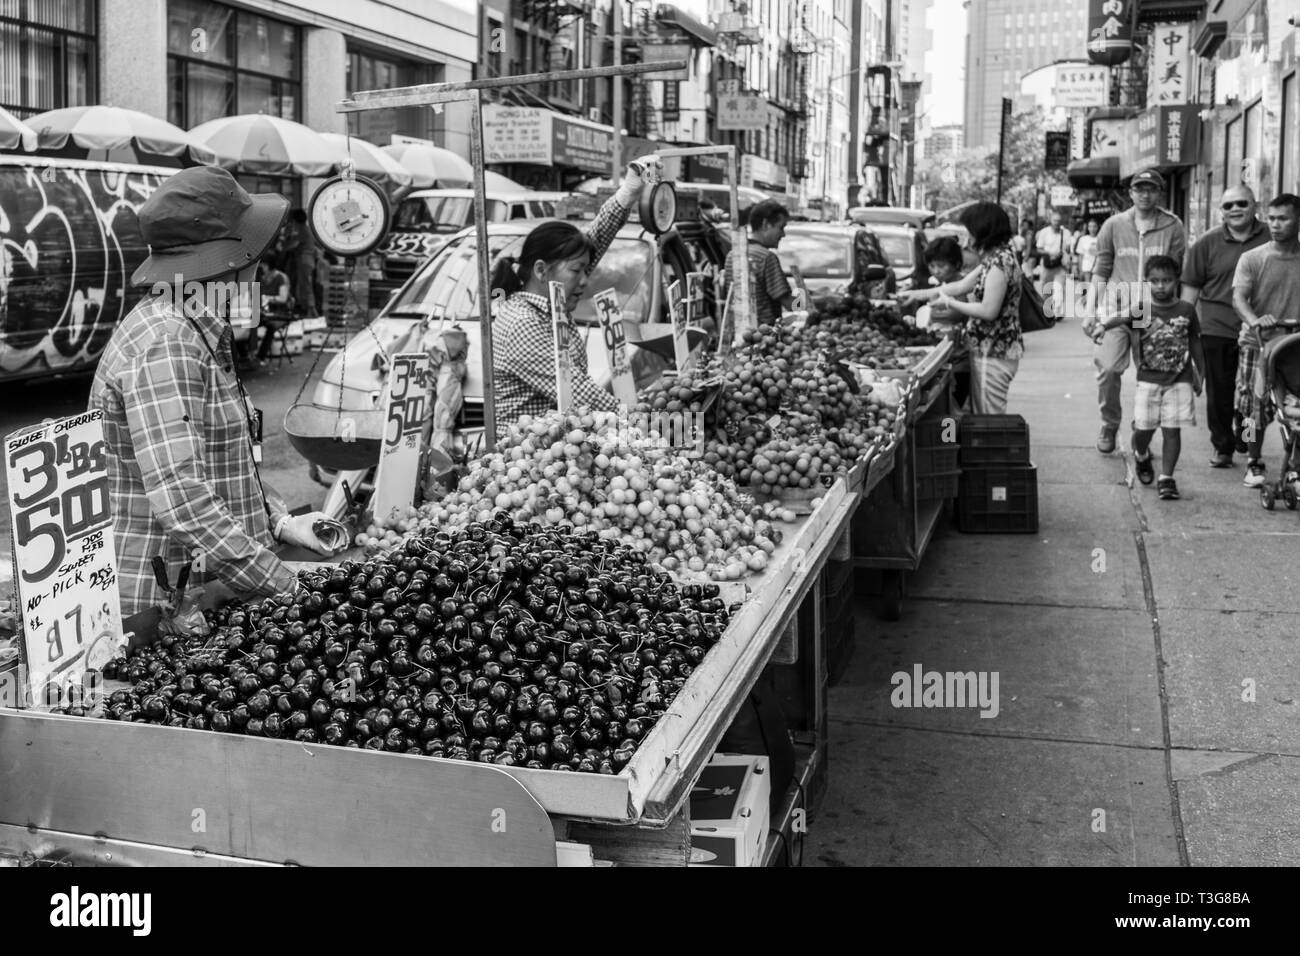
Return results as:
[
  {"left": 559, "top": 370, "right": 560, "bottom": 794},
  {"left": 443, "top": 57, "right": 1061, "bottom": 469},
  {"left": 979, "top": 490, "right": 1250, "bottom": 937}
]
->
[
  {"left": 775, "top": 222, "right": 897, "bottom": 302},
  {"left": 369, "top": 187, "right": 567, "bottom": 306},
  {"left": 848, "top": 205, "right": 936, "bottom": 230},
  {"left": 0, "top": 156, "right": 196, "bottom": 382},
  {"left": 869, "top": 222, "right": 931, "bottom": 293}
]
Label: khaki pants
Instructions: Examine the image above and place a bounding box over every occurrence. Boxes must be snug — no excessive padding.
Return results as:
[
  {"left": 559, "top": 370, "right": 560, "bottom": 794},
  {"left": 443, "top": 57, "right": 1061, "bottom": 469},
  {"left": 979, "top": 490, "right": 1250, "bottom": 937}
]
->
[
  {"left": 970, "top": 354, "right": 1020, "bottom": 414},
  {"left": 1095, "top": 325, "right": 1137, "bottom": 429}
]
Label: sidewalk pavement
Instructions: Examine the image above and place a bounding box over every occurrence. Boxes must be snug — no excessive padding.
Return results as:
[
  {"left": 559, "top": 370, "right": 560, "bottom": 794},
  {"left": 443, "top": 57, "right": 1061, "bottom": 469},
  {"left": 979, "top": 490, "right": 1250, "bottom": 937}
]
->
[{"left": 809, "top": 317, "right": 1300, "bottom": 866}]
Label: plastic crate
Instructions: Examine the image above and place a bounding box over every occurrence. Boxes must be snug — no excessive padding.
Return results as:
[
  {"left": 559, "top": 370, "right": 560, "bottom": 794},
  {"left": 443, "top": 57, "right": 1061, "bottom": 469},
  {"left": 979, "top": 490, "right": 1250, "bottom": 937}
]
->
[
  {"left": 916, "top": 443, "right": 961, "bottom": 475},
  {"left": 959, "top": 414, "right": 1031, "bottom": 467},
  {"left": 958, "top": 464, "right": 1038, "bottom": 533},
  {"left": 916, "top": 468, "right": 961, "bottom": 500},
  {"left": 823, "top": 559, "right": 853, "bottom": 603}
]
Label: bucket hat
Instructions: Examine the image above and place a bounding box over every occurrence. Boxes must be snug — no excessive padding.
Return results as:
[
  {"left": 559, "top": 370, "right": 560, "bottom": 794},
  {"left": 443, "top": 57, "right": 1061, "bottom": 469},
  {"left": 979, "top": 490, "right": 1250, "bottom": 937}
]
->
[{"left": 132, "top": 166, "right": 289, "bottom": 287}]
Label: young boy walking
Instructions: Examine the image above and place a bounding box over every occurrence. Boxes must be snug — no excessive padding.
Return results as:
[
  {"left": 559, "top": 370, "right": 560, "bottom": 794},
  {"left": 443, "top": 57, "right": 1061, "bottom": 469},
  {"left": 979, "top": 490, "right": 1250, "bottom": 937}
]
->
[{"left": 1101, "top": 255, "right": 1205, "bottom": 499}]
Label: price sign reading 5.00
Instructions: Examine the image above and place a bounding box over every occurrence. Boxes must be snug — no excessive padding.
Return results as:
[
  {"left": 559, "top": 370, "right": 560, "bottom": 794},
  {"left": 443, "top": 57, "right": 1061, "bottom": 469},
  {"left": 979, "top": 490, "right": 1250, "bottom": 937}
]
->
[
  {"left": 593, "top": 288, "right": 636, "bottom": 406},
  {"left": 383, "top": 355, "right": 429, "bottom": 449},
  {"left": 5, "top": 410, "right": 124, "bottom": 706}
]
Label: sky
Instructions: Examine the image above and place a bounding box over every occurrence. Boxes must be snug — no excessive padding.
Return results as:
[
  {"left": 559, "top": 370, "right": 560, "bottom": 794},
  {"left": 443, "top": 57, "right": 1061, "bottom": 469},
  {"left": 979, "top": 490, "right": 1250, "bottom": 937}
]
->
[{"left": 924, "top": 0, "right": 967, "bottom": 127}]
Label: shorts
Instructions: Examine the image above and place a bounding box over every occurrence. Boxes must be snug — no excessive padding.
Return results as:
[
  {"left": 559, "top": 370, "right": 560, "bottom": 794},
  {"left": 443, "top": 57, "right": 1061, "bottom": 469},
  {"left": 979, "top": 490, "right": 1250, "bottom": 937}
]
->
[{"left": 1133, "top": 380, "right": 1196, "bottom": 430}]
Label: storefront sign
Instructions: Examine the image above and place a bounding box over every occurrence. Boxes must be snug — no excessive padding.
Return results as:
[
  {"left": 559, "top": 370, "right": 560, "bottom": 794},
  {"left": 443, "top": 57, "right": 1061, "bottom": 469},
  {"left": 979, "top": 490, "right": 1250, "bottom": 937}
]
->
[
  {"left": 1070, "top": 111, "right": 1088, "bottom": 160},
  {"left": 741, "top": 154, "right": 788, "bottom": 192},
  {"left": 686, "top": 153, "right": 729, "bottom": 183},
  {"left": 5, "top": 411, "right": 123, "bottom": 706},
  {"left": 372, "top": 353, "right": 431, "bottom": 522},
  {"left": 1050, "top": 185, "right": 1078, "bottom": 206},
  {"left": 593, "top": 288, "right": 636, "bottom": 406},
  {"left": 1083, "top": 199, "right": 1114, "bottom": 218},
  {"left": 1087, "top": 0, "right": 1131, "bottom": 66},
  {"left": 641, "top": 42, "right": 692, "bottom": 81},
  {"left": 549, "top": 281, "right": 574, "bottom": 411},
  {"left": 1119, "top": 104, "right": 1202, "bottom": 177},
  {"left": 482, "top": 106, "right": 552, "bottom": 165},
  {"left": 718, "top": 94, "right": 768, "bottom": 130},
  {"left": 552, "top": 113, "right": 616, "bottom": 174},
  {"left": 1054, "top": 65, "right": 1111, "bottom": 108},
  {"left": 1089, "top": 116, "right": 1127, "bottom": 158},
  {"left": 1148, "top": 23, "right": 1191, "bottom": 105}
]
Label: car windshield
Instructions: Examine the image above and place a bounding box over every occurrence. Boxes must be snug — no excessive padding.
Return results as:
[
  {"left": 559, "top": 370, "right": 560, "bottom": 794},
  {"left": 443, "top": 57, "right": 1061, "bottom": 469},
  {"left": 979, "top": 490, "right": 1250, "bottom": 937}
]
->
[
  {"left": 385, "top": 231, "right": 655, "bottom": 325},
  {"left": 877, "top": 234, "right": 915, "bottom": 268},
  {"left": 776, "top": 234, "right": 852, "bottom": 277},
  {"left": 393, "top": 197, "right": 509, "bottom": 233}
]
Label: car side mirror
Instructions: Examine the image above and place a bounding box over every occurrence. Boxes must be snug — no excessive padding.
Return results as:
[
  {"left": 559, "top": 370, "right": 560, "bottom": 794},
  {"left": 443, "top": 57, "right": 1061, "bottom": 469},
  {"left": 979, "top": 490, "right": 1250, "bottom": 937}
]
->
[{"left": 863, "top": 264, "right": 889, "bottom": 281}]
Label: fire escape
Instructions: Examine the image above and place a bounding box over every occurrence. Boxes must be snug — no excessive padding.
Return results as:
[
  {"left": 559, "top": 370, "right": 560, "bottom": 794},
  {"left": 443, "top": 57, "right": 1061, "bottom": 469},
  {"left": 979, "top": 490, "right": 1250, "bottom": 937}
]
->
[
  {"left": 629, "top": 3, "right": 660, "bottom": 140},
  {"left": 784, "top": 5, "right": 815, "bottom": 182}
]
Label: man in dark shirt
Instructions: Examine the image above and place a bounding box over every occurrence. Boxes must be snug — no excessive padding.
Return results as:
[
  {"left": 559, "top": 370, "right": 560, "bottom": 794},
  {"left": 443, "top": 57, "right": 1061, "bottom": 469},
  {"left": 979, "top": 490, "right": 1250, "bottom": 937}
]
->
[
  {"left": 1181, "top": 185, "right": 1268, "bottom": 467},
  {"left": 724, "top": 199, "right": 794, "bottom": 325}
]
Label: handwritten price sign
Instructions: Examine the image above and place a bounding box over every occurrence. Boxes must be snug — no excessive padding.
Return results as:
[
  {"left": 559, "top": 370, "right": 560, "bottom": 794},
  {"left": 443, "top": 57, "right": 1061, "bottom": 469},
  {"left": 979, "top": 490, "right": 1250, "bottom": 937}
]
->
[
  {"left": 550, "top": 281, "right": 575, "bottom": 412},
  {"left": 372, "top": 353, "right": 431, "bottom": 522},
  {"left": 593, "top": 288, "right": 637, "bottom": 406},
  {"left": 665, "top": 279, "right": 693, "bottom": 373},
  {"left": 5, "top": 411, "right": 123, "bottom": 705}
]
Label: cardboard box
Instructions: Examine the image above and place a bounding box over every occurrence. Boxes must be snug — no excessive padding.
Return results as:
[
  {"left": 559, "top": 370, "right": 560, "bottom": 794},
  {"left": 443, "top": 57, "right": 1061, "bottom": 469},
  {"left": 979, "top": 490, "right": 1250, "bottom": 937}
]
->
[{"left": 688, "top": 754, "right": 771, "bottom": 867}]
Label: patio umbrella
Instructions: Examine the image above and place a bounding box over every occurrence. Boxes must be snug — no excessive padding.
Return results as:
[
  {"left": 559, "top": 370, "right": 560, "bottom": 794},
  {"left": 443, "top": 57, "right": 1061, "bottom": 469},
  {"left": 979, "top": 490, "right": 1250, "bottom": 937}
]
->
[
  {"left": 381, "top": 143, "right": 473, "bottom": 188},
  {"left": 190, "top": 114, "right": 338, "bottom": 177},
  {"left": 0, "top": 105, "right": 37, "bottom": 152},
  {"left": 25, "top": 105, "right": 216, "bottom": 166},
  {"left": 319, "top": 133, "right": 413, "bottom": 191}
]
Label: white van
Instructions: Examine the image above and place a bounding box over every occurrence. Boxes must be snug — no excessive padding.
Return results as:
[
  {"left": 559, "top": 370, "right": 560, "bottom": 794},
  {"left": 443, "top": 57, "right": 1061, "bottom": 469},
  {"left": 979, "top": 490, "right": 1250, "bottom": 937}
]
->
[{"left": 370, "top": 187, "right": 569, "bottom": 301}]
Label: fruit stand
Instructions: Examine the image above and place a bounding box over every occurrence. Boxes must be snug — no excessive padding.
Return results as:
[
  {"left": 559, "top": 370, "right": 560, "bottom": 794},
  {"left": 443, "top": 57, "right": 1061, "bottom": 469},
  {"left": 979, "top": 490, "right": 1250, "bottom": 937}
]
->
[{"left": 0, "top": 62, "right": 959, "bottom": 867}]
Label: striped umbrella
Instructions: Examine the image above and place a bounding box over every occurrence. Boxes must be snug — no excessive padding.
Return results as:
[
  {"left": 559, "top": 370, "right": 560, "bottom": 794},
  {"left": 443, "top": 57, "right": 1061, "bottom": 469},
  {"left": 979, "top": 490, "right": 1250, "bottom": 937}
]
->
[
  {"left": 26, "top": 105, "right": 216, "bottom": 166},
  {"left": 190, "top": 114, "right": 338, "bottom": 177},
  {"left": 0, "top": 105, "right": 37, "bottom": 152},
  {"left": 320, "top": 134, "right": 413, "bottom": 192},
  {"left": 381, "top": 143, "right": 473, "bottom": 189}
]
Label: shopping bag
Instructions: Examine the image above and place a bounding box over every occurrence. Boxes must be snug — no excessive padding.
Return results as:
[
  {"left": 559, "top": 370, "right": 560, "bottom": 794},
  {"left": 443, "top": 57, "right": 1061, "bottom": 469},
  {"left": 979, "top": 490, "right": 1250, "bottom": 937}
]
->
[{"left": 1019, "top": 274, "right": 1055, "bottom": 333}]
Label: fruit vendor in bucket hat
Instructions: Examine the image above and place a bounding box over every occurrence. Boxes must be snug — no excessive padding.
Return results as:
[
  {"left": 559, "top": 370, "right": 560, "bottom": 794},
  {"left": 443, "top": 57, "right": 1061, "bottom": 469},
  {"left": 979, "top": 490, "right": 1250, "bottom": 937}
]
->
[{"left": 89, "top": 166, "right": 341, "bottom": 621}]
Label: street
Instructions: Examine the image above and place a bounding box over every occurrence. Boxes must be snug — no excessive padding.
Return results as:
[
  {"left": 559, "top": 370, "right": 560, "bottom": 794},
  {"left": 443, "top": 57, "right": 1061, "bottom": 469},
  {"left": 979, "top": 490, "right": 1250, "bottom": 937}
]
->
[
  {"left": 808, "top": 316, "right": 1300, "bottom": 866},
  {"left": 0, "top": 358, "right": 331, "bottom": 586}
]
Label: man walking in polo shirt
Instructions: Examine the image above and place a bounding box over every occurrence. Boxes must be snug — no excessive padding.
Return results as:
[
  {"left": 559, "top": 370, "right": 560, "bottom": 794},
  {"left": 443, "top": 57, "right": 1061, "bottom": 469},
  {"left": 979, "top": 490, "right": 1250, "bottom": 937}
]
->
[
  {"left": 1084, "top": 168, "right": 1188, "bottom": 454},
  {"left": 1181, "top": 185, "right": 1268, "bottom": 467}
]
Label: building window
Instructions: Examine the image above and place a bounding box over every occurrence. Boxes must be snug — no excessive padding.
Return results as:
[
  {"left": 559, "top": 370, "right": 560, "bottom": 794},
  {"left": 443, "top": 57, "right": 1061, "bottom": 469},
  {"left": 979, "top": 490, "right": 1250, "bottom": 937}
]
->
[
  {"left": 486, "top": 17, "right": 503, "bottom": 78},
  {"left": 1244, "top": 99, "right": 1262, "bottom": 162},
  {"left": 347, "top": 47, "right": 438, "bottom": 146},
  {"left": 167, "top": 0, "right": 300, "bottom": 128},
  {"left": 1225, "top": 115, "right": 1243, "bottom": 189},
  {"left": 0, "top": 0, "right": 98, "bottom": 117}
]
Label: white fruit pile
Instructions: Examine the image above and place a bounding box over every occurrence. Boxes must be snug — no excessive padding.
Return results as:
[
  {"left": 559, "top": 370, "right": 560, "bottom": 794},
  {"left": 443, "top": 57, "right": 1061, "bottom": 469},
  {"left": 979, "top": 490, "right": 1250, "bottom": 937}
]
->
[{"left": 358, "top": 408, "right": 793, "bottom": 581}]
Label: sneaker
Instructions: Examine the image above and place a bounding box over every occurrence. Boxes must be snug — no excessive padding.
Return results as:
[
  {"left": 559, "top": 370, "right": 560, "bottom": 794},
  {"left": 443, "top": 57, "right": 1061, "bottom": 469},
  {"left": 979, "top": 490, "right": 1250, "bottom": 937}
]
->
[
  {"left": 1157, "top": 477, "right": 1180, "bottom": 500},
  {"left": 1209, "top": 452, "right": 1233, "bottom": 468},
  {"left": 1244, "top": 461, "right": 1267, "bottom": 487},
  {"left": 1096, "top": 426, "right": 1117, "bottom": 454},
  {"left": 1134, "top": 452, "right": 1155, "bottom": 485}
]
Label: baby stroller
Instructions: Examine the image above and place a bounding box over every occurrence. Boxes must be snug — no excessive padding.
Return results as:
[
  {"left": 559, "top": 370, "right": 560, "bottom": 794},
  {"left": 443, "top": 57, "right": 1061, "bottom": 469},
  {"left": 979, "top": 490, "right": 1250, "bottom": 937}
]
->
[{"left": 1257, "top": 328, "right": 1300, "bottom": 510}]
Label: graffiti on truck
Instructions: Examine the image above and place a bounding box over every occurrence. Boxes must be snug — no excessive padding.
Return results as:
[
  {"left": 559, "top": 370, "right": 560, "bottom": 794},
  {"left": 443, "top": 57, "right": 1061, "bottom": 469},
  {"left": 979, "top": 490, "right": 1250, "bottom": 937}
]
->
[{"left": 0, "top": 163, "right": 167, "bottom": 379}]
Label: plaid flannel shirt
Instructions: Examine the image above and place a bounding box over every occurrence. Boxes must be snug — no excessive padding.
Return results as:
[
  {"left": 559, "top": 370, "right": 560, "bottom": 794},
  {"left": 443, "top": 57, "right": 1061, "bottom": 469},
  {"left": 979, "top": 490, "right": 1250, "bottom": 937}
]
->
[
  {"left": 88, "top": 295, "right": 294, "bottom": 617},
  {"left": 492, "top": 194, "right": 629, "bottom": 434}
]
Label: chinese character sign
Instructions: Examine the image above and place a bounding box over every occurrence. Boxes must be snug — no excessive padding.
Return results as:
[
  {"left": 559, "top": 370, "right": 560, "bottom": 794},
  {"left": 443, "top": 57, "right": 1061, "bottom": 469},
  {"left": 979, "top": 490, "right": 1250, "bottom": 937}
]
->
[
  {"left": 1054, "top": 65, "right": 1111, "bottom": 108},
  {"left": 1087, "top": 0, "right": 1131, "bottom": 66},
  {"left": 1149, "top": 23, "right": 1190, "bottom": 105},
  {"left": 592, "top": 288, "right": 636, "bottom": 406},
  {"left": 6, "top": 411, "right": 124, "bottom": 705},
  {"left": 718, "top": 94, "right": 767, "bottom": 130}
]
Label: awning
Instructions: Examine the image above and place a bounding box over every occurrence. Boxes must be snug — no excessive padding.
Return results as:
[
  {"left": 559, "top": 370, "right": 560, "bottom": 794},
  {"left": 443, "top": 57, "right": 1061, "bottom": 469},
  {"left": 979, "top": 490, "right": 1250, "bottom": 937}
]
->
[
  {"left": 1067, "top": 156, "right": 1121, "bottom": 189},
  {"left": 655, "top": 3, "right": 717, "bottom": 46}
]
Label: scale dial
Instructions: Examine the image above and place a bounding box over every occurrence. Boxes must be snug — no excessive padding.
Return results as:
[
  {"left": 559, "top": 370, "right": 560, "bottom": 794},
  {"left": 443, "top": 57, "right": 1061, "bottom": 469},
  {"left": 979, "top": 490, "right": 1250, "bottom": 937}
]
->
[
  {"left": 639, "top": 181, "right": 677, "bottom": 235},
  {"left": 308, "top": 175, "right": 391, "bottom": 257}
]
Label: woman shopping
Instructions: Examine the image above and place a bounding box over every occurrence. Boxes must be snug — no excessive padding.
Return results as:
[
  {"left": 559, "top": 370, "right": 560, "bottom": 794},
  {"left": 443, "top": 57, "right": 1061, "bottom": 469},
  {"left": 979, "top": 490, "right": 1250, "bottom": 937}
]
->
[
  {"left": 902, "top": 202, "right": 1024, "bottom": 413},
  {"left": 490, "top": 157, "right": 661, "bottom": 436}
]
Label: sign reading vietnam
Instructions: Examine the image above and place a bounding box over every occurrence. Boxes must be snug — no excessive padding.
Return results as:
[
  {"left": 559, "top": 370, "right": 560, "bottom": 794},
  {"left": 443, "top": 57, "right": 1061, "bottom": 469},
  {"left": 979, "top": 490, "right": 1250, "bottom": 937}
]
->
[{"left": 1087, "top": 0, "right": 1131, "bottom": 66}]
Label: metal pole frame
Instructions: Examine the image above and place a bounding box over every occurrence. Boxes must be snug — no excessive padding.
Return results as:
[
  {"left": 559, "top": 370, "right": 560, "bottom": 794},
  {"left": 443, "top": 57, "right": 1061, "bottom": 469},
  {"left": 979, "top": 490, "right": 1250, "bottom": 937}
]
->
[
  {"left": 653, "top": 145, "right": 750, "bottom": 353},
  {"left": 338, "top": 59, "right": 687, "bottom": 449}
]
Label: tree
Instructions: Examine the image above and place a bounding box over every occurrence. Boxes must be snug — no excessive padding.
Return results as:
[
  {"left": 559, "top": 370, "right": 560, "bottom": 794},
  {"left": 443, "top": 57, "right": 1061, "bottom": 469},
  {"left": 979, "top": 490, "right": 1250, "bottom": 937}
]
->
[{"left": 917, "top": 106, "right": 1069, "bottom": 224}]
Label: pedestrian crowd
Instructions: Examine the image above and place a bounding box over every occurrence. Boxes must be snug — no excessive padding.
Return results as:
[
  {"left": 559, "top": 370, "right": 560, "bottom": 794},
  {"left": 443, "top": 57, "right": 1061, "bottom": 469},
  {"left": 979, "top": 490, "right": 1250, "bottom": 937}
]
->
[{"left": 906, "top": 167, "right": 1300, "bottom": 503}]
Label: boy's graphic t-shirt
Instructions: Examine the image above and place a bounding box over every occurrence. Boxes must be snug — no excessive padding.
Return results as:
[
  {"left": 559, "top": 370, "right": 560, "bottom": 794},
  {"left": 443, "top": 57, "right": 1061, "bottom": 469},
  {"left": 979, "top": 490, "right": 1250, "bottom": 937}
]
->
[{"left": 1136, "top": 299, "right": 1200, "bottom": 386}]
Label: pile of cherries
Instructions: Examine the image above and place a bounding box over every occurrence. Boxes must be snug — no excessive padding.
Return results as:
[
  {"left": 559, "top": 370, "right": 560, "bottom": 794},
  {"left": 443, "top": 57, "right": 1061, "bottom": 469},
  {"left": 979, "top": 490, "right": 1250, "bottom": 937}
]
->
[{"left": 96, "top": 517, "right": 733, "bottom": 774}]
